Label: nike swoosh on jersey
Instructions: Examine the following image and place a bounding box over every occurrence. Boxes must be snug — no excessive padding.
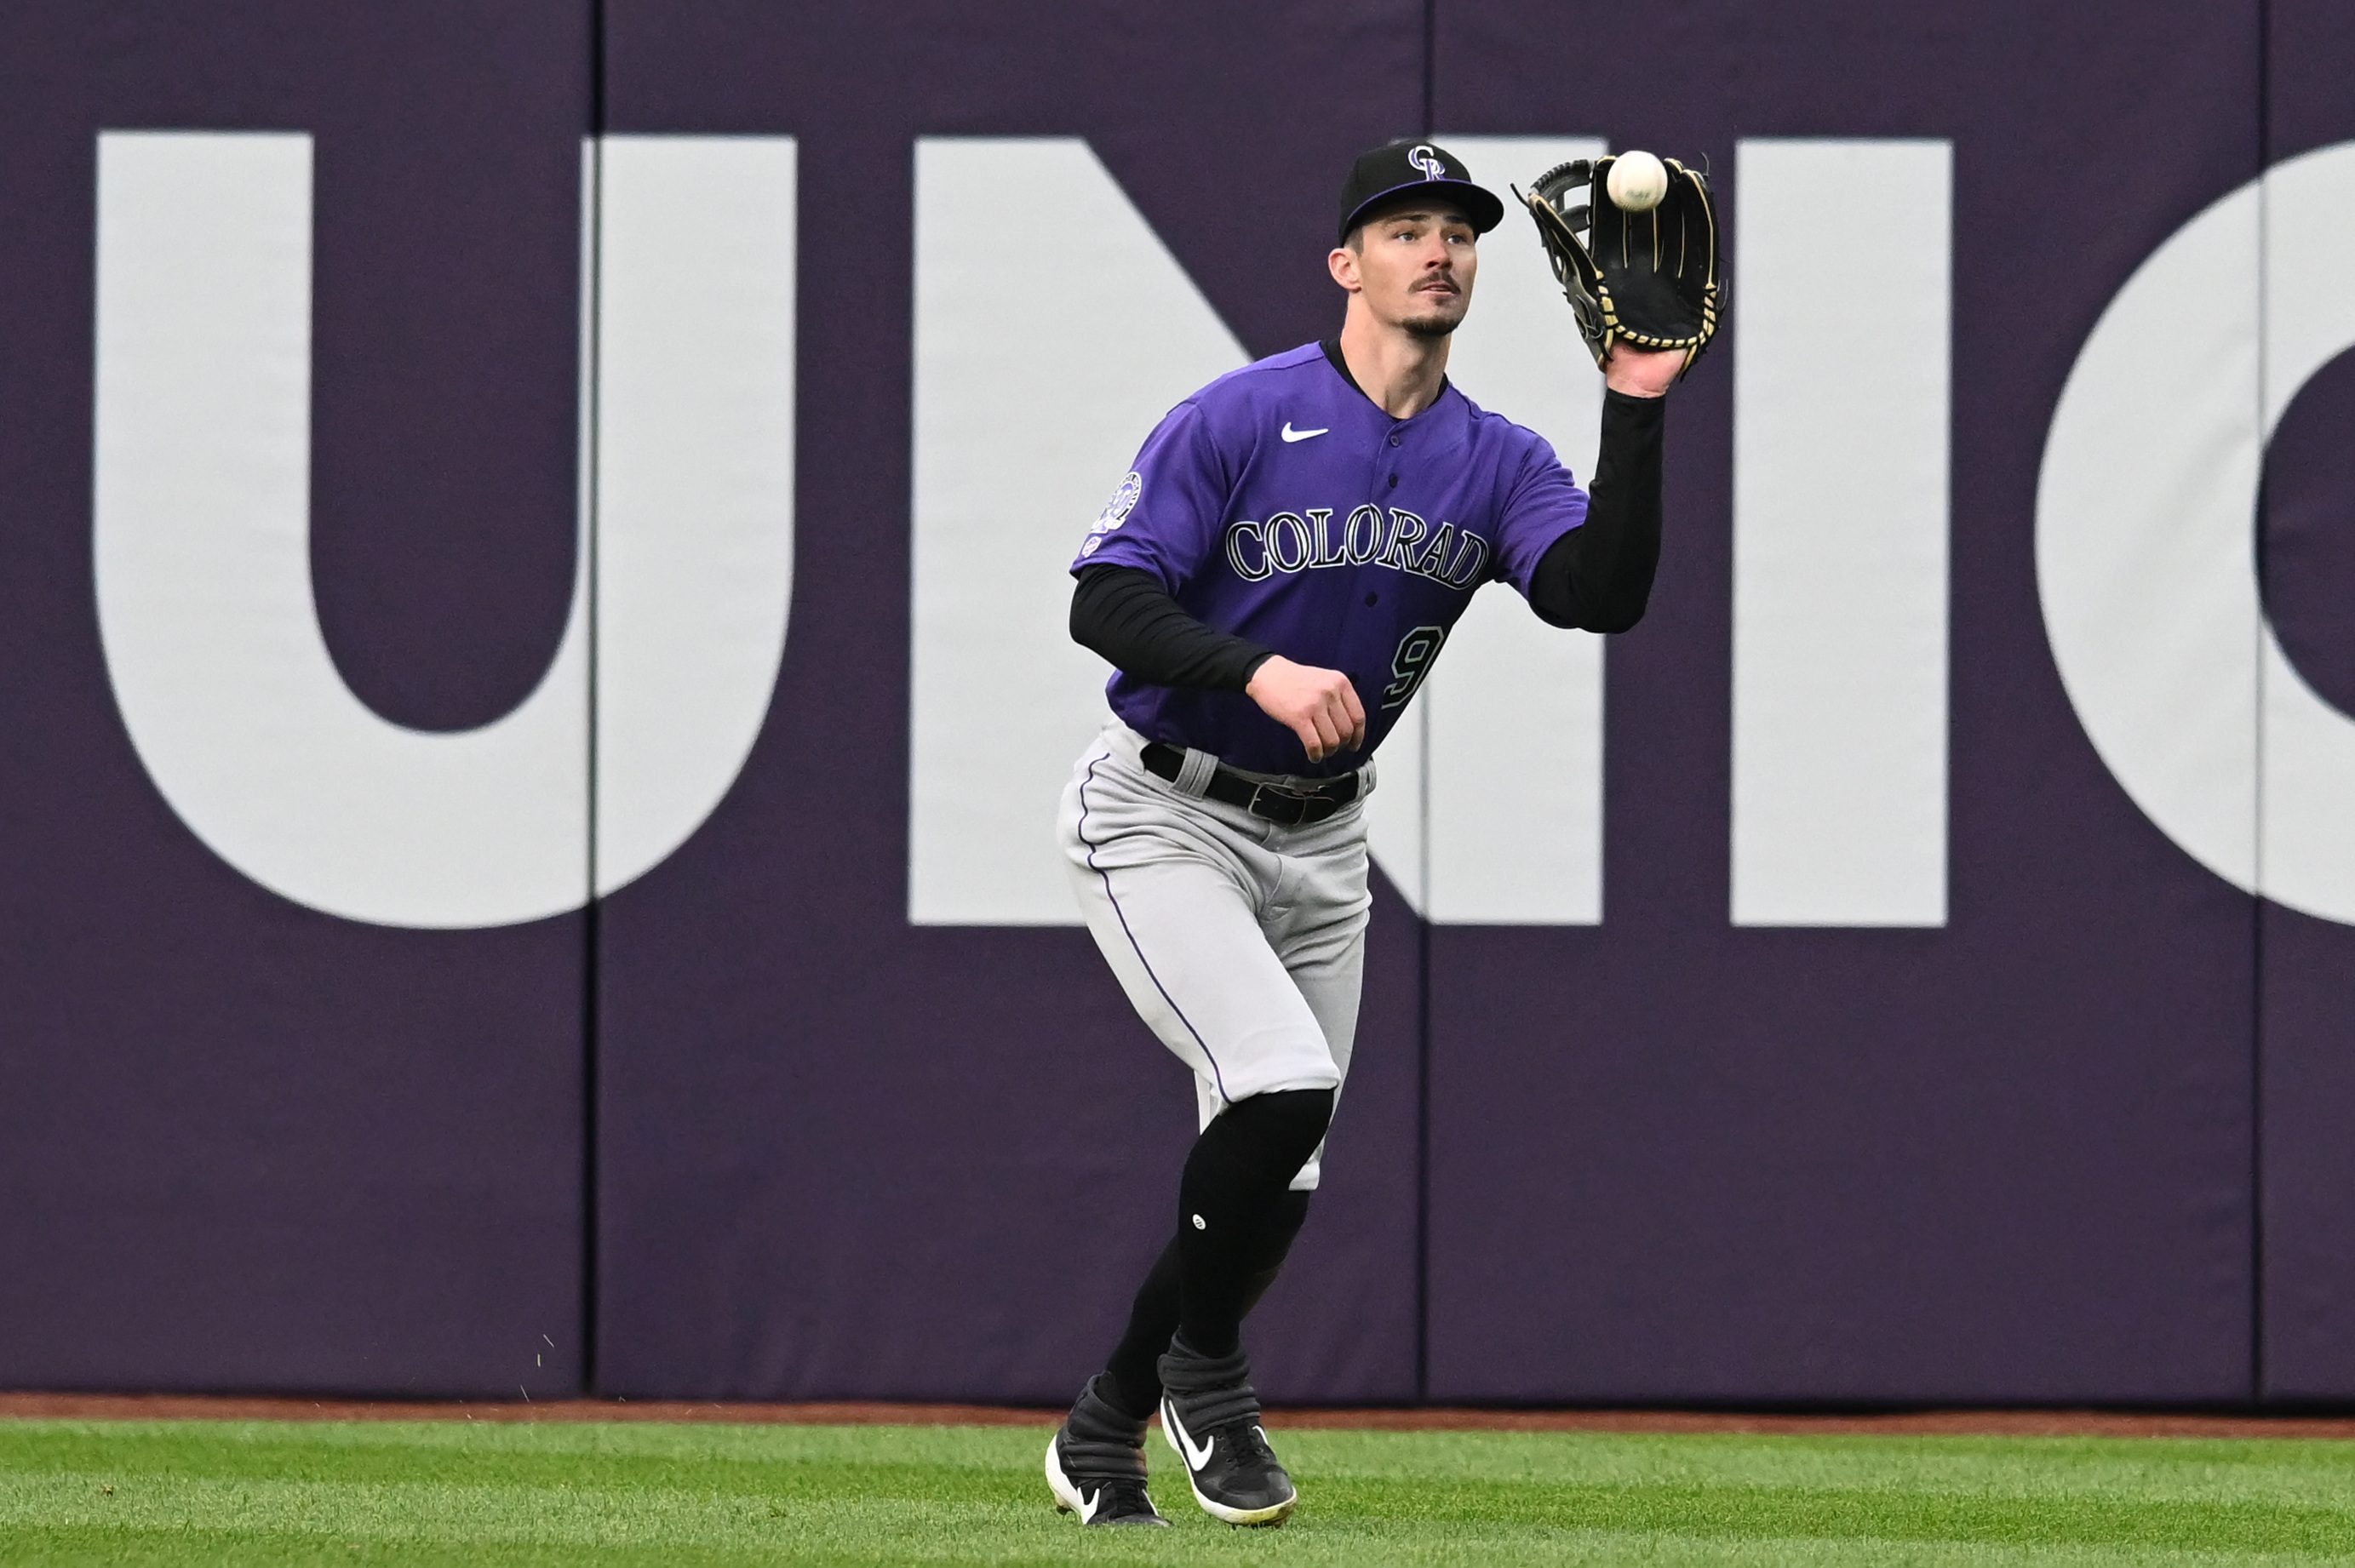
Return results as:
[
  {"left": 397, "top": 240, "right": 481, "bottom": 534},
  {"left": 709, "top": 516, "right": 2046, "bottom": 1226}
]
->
[
  {"left": 1166, "top": 1403, "right": 1217, "bottom": 1470},
  {"left": 1280, "top": 422, "right": 1329, "bottom": 443}
]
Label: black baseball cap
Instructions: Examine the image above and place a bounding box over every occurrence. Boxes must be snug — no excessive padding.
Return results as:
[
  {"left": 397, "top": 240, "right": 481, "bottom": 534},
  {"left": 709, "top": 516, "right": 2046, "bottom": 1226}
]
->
[{"left": 1336, "top": 139, "right": 1504, "bottom": 243}]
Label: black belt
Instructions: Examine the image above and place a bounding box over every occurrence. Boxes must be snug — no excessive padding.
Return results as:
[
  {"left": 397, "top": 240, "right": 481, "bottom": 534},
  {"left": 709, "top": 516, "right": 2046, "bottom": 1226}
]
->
[{"left": 1141, "top": 741, "right": 1361, "bottom": 827}]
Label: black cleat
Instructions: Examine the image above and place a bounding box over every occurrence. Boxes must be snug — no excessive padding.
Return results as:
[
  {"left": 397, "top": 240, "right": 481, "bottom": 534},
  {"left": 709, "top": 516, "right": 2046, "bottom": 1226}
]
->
[
  {"left": 1046, "top": 1375, "right": 1172, "bottom": 1527},
  {"left": 1157, "top": 1336, "right": 1298, "bottom": 1527}
]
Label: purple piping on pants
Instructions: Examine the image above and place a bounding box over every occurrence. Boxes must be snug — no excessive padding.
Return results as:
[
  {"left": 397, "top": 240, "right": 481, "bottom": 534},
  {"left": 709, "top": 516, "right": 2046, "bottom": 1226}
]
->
[{"left": 1076, "top": 748, "right": 1232, "bottom": 1104}]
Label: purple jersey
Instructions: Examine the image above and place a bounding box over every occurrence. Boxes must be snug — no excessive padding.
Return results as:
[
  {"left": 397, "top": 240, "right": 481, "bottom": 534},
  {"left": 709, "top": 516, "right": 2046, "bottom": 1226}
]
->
[{"left": 1073, "top": 341, "right": 1590, "bottom": 775}]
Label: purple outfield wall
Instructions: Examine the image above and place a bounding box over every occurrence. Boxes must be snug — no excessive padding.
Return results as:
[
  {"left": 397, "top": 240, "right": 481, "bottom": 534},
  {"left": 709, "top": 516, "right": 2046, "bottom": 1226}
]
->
[
  {"left": 0, "top": 1, "right": 589, "bottom": 1397},
  {"left": 1424, "top": 2, "right": 2258, "bottom": 1405},
  {"left": 2258, "top": 0, "right": 2355, "bottom": 1405},
  {"left": 0, "top": 0, "right": 2351, "bottom": 1405}
]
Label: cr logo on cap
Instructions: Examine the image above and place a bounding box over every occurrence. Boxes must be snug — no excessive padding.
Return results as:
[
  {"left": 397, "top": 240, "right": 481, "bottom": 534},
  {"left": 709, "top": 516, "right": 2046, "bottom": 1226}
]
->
[{"left": 1408, "top": 145, "right": 1445, "bottom": 180}]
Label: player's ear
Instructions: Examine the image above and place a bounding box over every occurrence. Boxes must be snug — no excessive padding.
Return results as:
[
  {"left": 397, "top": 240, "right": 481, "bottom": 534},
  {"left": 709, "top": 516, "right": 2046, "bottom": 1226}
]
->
[{"left": 1327, "top": 245, "right": 1362, "bottom": 292}]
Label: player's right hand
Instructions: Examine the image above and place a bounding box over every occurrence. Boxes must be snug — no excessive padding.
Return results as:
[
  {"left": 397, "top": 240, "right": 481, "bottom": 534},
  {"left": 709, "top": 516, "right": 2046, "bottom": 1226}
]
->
[{"left": 1246, "top": 655, "right": 1367, "bottom": 764}]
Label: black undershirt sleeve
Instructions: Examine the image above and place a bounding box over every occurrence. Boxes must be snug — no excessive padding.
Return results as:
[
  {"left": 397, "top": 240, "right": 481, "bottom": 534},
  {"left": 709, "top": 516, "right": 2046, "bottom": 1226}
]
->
[
  {"left": 1527, "top": 387, "right": 1666, "bottom": 633},
  {"left": 1069, "top": 564, "right": 1278, "bottom": 692}
]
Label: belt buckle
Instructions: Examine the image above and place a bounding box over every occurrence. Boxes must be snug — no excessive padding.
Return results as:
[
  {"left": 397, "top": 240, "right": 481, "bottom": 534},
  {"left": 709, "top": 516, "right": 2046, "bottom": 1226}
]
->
[
  {"left": 1245, "top": 780, "right": 1347, "bottom": 827},
  {"left": 1245, "top": 781, "right": 1312, "bottom": 827}
]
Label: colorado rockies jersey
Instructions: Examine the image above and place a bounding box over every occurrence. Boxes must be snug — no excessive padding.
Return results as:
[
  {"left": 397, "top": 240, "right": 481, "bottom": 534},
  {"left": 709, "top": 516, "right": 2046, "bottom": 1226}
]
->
[{"left": 1073, "top": 341, "right": 1590, "bottom": 776}]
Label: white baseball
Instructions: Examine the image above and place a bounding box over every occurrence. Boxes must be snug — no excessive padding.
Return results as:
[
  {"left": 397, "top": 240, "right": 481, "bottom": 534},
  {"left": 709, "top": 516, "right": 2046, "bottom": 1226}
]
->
[{"left": 1607, "top": 151, "right": 1669, "bottom": 212}]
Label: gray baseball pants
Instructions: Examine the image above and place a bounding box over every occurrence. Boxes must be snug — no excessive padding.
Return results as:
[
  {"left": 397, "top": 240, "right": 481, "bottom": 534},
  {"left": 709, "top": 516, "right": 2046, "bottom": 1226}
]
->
[{"left": 1057, "top": 719, "right": 1373, "bottom": 1191}]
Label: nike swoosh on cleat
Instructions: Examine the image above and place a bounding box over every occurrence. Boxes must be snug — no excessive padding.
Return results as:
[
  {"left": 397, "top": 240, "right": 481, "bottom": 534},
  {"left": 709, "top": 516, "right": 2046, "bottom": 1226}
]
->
[
  {"left": 1076, "top": 1485, "right": 1102, "bottom": 1524},
  {"left": 1280, "top": 422, "right": 1329, "bottom": 443},
  {"left": 1165, "top": 1402, "right": 1217, "bottom": 1471}
]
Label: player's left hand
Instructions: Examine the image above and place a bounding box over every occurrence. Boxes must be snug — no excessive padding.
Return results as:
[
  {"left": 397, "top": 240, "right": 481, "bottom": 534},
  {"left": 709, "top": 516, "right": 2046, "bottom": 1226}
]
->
[{"left": 1603, "top": 343, "right": 1682, "bottom": 398}]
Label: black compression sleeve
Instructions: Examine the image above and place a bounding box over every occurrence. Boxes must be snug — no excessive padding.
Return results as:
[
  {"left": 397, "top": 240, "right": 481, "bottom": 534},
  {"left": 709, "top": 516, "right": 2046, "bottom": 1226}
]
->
[
  {"left": 1069, "top": 565, "right": 1278, "bottom": 692},
  {"left": 1528, "top": 387, "right": 1666, "bottom": 632}
]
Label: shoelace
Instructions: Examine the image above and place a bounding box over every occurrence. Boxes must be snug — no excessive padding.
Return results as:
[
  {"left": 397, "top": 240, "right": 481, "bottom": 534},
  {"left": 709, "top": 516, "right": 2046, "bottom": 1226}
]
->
[
  {"left": 1215, "top": 1418, "right": 1278, "bottom": 1469},
  {"left": 1095, "top": 1477, "right": 1159, "bottom": 1516}
]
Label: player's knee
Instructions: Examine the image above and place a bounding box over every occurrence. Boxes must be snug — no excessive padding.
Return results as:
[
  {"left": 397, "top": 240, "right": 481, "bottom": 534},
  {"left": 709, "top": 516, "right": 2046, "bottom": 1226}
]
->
[{"left": 1227, "top": 1087, "right": 1335, "bottom": 1165}]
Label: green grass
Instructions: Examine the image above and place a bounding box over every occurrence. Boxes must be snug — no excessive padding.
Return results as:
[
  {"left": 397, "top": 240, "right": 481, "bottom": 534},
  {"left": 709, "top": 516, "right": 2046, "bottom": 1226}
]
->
[{"left": 3, "top": 1416, "right": 2353, "bottom": 1565}]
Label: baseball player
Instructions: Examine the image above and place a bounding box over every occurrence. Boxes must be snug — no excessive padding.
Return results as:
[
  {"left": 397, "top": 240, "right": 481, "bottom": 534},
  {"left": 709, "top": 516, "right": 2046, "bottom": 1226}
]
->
[{"left": 1043, "top": 139, "right": 1715, "bottom": 1528}]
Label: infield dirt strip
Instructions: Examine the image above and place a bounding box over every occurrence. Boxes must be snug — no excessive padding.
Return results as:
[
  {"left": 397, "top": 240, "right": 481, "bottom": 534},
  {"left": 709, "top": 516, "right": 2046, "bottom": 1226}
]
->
[{"left": 5, "top": 1393, "right": 2352, "bottom": 1439}]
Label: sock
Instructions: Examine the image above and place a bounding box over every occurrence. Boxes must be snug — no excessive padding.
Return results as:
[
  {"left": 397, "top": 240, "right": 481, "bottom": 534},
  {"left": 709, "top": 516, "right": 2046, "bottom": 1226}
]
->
[
  {"left": 1100, "top": 1188, "right": 1313, "bottom": 1419},
  {"left": 1174, "top": 1089, "right": 1333, "bottom": 1357},
  {"left": 1100, "top": 1237, "right": 1181, "bottom": 1420},
  {"left": 1237, "top": 1187, "right": 1313, "bottom": 1318}
]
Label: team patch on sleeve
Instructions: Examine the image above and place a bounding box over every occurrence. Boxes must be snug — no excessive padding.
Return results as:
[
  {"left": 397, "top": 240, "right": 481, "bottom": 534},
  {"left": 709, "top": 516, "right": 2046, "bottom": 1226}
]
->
[{"left": 1078, "top": 471, "right": 1144, "bottom": 558}]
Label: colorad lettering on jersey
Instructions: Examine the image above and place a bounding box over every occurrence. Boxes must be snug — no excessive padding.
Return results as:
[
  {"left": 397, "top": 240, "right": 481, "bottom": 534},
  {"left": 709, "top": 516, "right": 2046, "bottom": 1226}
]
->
[{"left": 1073, "top": 342, "right": 1590, "bottom": 775}]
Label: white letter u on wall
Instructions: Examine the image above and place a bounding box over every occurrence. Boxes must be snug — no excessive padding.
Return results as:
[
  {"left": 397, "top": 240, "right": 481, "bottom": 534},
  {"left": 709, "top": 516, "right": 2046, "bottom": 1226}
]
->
[{"left": 93, "top": 132, "right": 796, "bottom": 929}]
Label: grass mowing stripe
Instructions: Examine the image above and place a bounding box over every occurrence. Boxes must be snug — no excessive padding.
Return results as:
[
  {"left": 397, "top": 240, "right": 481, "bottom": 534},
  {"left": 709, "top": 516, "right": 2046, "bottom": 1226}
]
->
[
  {"left": 4, "top": 1516, "right": 2346, "bottom": 1568},
  {"left": 1288, "top": 1432, "right": 2355, "bottom": 1502},
  {"left": 13, "top": 1425, "right": 2355, "bottom": 1514},
  {"left": 18, "top": 1422, "right": 2355, "bottom": 1500},
  {"left": 1315, "top": 1478, "right": 2355, "bottom": 1554},
  {"left": 0, "top": 1445, "right": 1022, "bottom": 1506},
  {"left": 0, "top": 1422, "right": 1039, "bottom": 1467},
  {"left": 0, "top": 1526, "right": 793, "bottom": 1567},
  {"left": 2, "top": 1419, "right": 2352, "bottom": 1565}
]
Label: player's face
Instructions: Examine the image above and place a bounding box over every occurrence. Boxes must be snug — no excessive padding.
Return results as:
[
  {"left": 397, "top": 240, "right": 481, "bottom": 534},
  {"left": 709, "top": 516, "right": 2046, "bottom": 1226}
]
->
[{"left": 1338, "top": 205, "right": 1478, "bottom": 337}]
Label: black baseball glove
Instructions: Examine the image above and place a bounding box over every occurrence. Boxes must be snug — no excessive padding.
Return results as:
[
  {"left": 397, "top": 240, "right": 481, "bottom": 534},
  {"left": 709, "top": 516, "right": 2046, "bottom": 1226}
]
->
[{"left": 1519, "top": 155, "right": 1722, "bottom": 379}]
